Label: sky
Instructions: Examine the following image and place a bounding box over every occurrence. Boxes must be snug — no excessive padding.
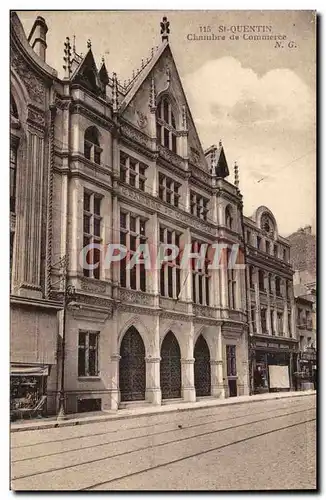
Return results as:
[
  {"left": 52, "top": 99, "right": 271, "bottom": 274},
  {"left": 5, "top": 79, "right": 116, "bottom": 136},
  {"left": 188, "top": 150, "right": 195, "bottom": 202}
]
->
[{"left": 17, "top": 10, "right": 316, "bottom": 236}]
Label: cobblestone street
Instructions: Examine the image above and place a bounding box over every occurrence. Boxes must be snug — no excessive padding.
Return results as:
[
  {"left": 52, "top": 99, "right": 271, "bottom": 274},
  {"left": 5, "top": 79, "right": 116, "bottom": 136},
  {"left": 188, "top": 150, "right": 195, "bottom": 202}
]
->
[{"left": 11, "top": 394, "right": 316, "bottom": 491}]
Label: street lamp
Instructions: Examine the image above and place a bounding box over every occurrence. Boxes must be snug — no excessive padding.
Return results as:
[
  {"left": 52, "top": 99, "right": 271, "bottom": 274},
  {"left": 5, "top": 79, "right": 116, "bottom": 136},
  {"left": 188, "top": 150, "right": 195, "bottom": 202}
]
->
[{"left": 57, "top": 281, "right": 76, "bottom": 420}]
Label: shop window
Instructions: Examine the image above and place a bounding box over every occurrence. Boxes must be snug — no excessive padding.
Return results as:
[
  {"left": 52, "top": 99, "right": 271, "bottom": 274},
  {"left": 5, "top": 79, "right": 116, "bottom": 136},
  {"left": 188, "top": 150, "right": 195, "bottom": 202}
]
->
[
  {"left": 78, "top": 331, "right": 99, "bottom": 377},
  {"left": 84, "top": 126, "right": 102, "bottom": 165},
  {"left": 83, "top": 190, "right": 102, "bottom": 279}
]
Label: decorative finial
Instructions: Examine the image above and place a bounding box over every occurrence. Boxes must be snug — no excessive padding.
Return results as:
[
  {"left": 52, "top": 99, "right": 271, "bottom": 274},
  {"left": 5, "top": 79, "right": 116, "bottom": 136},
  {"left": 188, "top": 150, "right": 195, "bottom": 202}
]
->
[
  {"left": 87, "top": 39, "right": 91, "bottom": 49},
  {"left": 219, "top": 139, "right": 223, "bottom": 148},
  {"left": 166, "top": 67, "right": 171, "bottom": 85},
  {"left": 151, "top": 47, "right": 154, "bottom": 58},
  {"left": 234, "top": 161, "right": 239, "bottom": 187},
  {"left": 112, "top": 72, "right": 119, "bottom": 114},
  {"left": 72, "top": 35, "right": 76, "bottom": 54},
  {"left": 182, "top": 105, "right": 187, "bottom": 130},
  {"left": 124, "top": 80, "right": 126, "bottom": 87},
  {"left": 149, "top": 74, "right": 156, "bottom": 112},
  {"left": 132, "top": 69, "right": 135, "bottom": 79},
  {"left": 63, "top": 36, "right": 72, "bottom": 79},
  {"left": 101, "top": 55, "right": 105, "bottom": 64},
  {"left": 141, "top": 58, "right": 144, "bottom": 69}
]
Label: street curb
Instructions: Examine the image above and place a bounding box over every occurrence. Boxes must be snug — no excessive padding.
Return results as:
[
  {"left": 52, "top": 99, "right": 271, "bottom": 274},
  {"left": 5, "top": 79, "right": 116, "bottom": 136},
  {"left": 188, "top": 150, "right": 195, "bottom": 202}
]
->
[{"left": 11, "top": 390, "right": 316, "bottom": 433}]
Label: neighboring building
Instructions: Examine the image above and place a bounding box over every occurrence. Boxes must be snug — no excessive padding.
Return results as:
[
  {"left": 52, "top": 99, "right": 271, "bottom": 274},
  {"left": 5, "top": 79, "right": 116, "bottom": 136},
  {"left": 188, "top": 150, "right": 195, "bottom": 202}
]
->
[
  {"left": 244, "top": 207, "right": 298, "bottom": 394},
  {"left": 10, "top": 15, "right": 63, "bottom": 414},
  {"left": 288, "top": 225, "right": 316, "bottom": 293},
  {"left": 10, "top": 12, "right": 251, "bottom": 415}
]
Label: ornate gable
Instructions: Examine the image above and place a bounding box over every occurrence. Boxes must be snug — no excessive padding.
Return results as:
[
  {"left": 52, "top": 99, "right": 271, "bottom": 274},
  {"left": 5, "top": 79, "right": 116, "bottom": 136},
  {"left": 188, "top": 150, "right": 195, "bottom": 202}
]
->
[
  {"left": 120, "top": 42, "right": 209, "bottom": 171},
  {"left": 72, "top": 47, "right": 102, "bottom": 96}
]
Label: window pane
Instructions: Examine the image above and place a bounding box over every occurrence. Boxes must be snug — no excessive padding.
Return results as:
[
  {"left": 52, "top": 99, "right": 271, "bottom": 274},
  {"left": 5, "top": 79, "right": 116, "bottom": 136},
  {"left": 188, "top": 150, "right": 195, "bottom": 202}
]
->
[
  {"left": 176, "top": 268, "right": 180, "bottom": 298},
  {"left": 130, "top": 216, "right": 136, "bottom": 233},
  {"left": 139, "top": 165, "right": 146, "bottom": 176},
  {"left": 78, "top": 332, "right": 86, "bottom": 376},
  {"left": 130, "top": 235, "right": 137, "bottom": 252},
  {"left": 163, "top": 100, "right": 169, "bottom": 123},
  {"left": 93, "top": 248, "right": 100, "bottom": 279},
  {"left": 160, "top": 266, "right": 165, "bottom": 296},
  {"left": 160, "top": 227, "right": 165, "bottom": 243},
  {"left": 168, "top": 266, "right": 173, "bottom": 298},
  {"left": 192, "top": 274, "right": 196, "bottom": 303},
  {"left": 139, "top": 178, "right": 145, "bottom": 191},
  {"left": 120, "top": 212, "right": 127, "bottom": 229},
  {"left": 94, "top": 149, "right": 101, "bottom": 165},
  {"left": 159, "top": 186, "right": 164, "bottom": 200},
  {"left": 120, "top": 232, "right": 126, "bottom": 246},
  {"left": 130, "top": 266, "right": 136, "bottom": 290},
  {"left": 163, "top": 128, "right": 169, "bottom": 148},
  {"left": 171, "top": 111, "right": 176, "bottom": 129},
  {"left": 84, "top": 142, "right": 91, "bottom": 160},
  {"left": 129, "top": 172, "right": 136, "bottom": 187},
  {"left": 120, "top": 168, "right": 126, "bottom": 183},
  {"left": 198, "top": 275, "right": 203, "bottom": 305},
  {"left": 120, "top": 257, "right": 126, "bottom": 287},
  {"left": 129, "top": 160, "right": 136, "bottom": 171},
  {"left": 88, "top": 335, "right": 98, "bottom": 376},
  {"left": 94, "top": 197, "right": 101, "bottom": 215},
  {"left": 140, "top": 264, "right": 146, "bottom": 292},
  {"left": 84, "top": 192, "right": 91, "bottom": 212},
  {"left": 140, "top": 220, "right": 146, "bottom": 236},
  {"left": 94, "top": 217, "right": 101, "bottom": 237},
  {"left": 172, "top": 134, "right": 177, "bottom": 153},
  {"left": 166, "top": 191, "right": 171, "bottom": 204},
  {"left": 83, "top": 214, "right": 91, "bottom": 234}
]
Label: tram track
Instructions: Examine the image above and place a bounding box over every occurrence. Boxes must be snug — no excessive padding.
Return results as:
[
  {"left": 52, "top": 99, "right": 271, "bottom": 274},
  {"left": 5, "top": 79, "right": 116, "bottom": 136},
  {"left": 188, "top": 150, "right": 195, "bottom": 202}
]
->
[
  {"left": 11, "top": 406, "right": 315, "bottom": 487},
  {"left": 11, "top": 401, "right": 315, "bottom": 463}
]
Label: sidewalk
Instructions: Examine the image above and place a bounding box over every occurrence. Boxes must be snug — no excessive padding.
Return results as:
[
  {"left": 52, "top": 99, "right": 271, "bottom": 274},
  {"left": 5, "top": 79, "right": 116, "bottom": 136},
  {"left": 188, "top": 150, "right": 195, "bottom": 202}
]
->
[{"left": 11, "top": 389, "right": 316, "bottom": 433}]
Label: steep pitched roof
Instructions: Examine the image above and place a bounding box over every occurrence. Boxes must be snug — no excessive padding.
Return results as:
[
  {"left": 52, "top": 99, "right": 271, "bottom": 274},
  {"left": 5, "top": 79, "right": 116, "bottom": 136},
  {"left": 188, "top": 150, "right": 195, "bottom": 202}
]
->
[
  {"left": 71, "top": 48, "right": 102, "bottom": 94},
  {"left": 119, "top": 41, "right": 209, "bottom": 170}
]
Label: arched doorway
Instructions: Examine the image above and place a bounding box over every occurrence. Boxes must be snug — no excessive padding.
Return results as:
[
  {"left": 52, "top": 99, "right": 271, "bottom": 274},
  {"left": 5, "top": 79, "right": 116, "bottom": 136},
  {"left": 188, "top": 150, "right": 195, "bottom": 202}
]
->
[
  {"left": 160, "top": 331, "right": 181, "bottom": 399},
  {"left": 194, "top": 335, "right": 211, "bottom": 397},
  {"left": 119, "top": 327, "right": 146, "bottom": 402}
]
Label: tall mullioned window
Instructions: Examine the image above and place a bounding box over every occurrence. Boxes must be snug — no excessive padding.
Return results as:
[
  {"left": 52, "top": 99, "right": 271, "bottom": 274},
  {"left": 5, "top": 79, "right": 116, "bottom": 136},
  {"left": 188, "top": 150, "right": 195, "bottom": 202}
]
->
[
  {"left": 158, "top": 173, "right": 180, "bottom": 208},
  {"left": 191, "top": 240, "right": 210, "bottom": 306},
  {"left": 120, "top": 152, "right": 147, "bottom": 191},
  {"left": 156, "top": 98, "right": 177, "bottom": 153},
  {"left": 84, "top": 126, "right": 102, "bottom": 165},
  {"left": 226, "top": 345, "right": 236, "bottom": 376},
  {"left": 159, "top": 227, "right": 181, "bottom": 299},
  {"left": 83, "top": 191, "right": 102, "bottom": 279},
  {"left": 120, "top": 211, "right": 147, "bottom": 291},
  {"left": 190, "top": 191, "right": 209, "bottom": 221},
  {"left": 227, "top": 248, "right": 237, "bottom": 309},
  {"left": 78, "top": 331, "right": 99, "bottom": 377}
]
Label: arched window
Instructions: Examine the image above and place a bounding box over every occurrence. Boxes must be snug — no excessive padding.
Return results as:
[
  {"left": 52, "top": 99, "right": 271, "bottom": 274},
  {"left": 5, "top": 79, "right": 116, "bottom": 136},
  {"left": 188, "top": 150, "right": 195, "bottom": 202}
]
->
[
  {"left": 225, "top": 205, "right": 233, "bottom": 229},
  {"left": 84, "top": 126, "right": 102, "bottom": 165},
  {"left": 156, "top": 98, "right": 177, "bottom": 153}
]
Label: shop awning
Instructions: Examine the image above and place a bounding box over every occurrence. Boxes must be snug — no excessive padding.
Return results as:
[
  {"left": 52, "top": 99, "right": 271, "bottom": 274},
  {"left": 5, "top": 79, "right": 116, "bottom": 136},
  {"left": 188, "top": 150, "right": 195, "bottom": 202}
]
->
[{"left": 11, "top": 365, "right": 49, "bottom": 377}]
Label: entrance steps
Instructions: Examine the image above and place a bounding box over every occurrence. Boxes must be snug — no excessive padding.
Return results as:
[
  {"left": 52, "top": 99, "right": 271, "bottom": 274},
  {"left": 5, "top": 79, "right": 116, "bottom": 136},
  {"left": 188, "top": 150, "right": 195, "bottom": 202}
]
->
[
  {"left": 118, "top": 401, "right": 151, "bottom": 410},
  {"left": 162, "top": 398, "right": 183, "bottom": 405}
]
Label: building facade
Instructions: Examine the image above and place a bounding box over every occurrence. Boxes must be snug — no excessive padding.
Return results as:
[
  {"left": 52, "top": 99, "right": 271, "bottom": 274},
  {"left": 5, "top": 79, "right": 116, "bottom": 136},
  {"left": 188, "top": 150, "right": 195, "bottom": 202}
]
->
[
  {"left": 244, "top": 208, "right": 298, "bottom": 394},
  {"left": 10, "top": 12, "right": 252, "bottom": 415}
]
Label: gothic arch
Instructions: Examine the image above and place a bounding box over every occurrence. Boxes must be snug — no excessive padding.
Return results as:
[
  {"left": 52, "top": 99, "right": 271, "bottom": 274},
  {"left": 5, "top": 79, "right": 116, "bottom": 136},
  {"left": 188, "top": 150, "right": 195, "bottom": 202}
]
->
[
  {"left": 160, "top": 330, "right": 182, "bottom": 399},
  {"left": 118, "top": 316, "right": 151, "bottom": 355},
  {"left": 194, "top": 334, "right": 211, "bottom": 397},
  {"left": 119, "top": 326, "right": 146, "bottom": 402},
  {"left": 11, "top": 68, "right": 30, "bottom": 123},
  {"left": 156, "top": 91, "right": 181, "bottom": 129}
]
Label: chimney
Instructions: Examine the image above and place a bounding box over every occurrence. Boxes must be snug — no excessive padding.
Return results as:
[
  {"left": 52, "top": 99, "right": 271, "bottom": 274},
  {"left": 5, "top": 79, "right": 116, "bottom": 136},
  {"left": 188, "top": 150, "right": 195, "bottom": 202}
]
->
[
  {"left": 303, "top": 225, "right": 312, "bottom": 235},
  {"left": 28, "top": 16, "right": 48, "bottom": 62}
]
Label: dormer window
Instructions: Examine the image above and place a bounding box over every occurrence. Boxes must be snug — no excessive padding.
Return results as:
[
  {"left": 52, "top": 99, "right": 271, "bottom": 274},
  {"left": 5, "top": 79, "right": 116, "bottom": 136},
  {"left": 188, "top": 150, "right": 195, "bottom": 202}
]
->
[
  {"left": 84, "top": 126, "right": 102, "bottom": 165},
  {"left": 156, "top": 98, "right": 177, "bottom": 153}
]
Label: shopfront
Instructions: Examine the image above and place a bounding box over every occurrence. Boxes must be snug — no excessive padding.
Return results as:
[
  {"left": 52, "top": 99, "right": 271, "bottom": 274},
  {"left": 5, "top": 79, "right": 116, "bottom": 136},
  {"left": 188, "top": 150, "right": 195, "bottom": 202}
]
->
[
  {"left": 250, "top": 337, "right": 299, "bottom": 394},
  {"left": 296, "top": 347, "right": 317, "bottom": 390},
  {"left": 10, "top": 365, "right": 49, "bottom": 417}
]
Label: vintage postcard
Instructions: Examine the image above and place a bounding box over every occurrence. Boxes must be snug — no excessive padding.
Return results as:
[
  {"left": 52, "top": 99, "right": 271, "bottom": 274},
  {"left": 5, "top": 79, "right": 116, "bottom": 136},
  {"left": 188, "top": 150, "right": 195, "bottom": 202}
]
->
[{"left": 10, "top": 10, "right": 316, "bottom": 491}]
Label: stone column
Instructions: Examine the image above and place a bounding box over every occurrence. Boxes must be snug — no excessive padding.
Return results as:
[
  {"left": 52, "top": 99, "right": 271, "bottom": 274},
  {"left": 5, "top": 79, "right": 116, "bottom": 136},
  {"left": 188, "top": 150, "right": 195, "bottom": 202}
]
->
[
  {"left": 110, "top": 309, "right": 120, "bottom": 410},
  {"left": 145, "top": 315, "right": 161, "bottom": 405},
  {"left": 210, "top": 325, "right": 225, "bottom": 398},
  {"left": 181, "top": 324, "right": 196, "bottom": 402}
]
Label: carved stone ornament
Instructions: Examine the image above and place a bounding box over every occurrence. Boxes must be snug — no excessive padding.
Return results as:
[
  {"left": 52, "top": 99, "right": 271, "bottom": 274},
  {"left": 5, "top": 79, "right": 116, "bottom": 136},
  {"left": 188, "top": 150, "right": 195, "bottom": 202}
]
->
[
  {"left": 11, "top": 47, "right": 45, "bottom": 106},
  {"left": 121, "top": 121, "right": 152, "bottom": 149},
  {"left": 27, "top": 106, "right": 45, "bottom": 129},
  {"left": 136, "top": 110, "right": 148, "bottom": 130}
]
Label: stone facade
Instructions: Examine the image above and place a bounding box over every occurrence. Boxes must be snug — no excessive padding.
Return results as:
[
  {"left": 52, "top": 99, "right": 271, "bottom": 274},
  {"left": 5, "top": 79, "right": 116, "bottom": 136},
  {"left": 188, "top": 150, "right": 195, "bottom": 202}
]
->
[
  {"left": 244, "top": 207, "right": 298, "bottom": 393},
  {"left": 11, "top": 12, "right": 304, "bottom": 415}
]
